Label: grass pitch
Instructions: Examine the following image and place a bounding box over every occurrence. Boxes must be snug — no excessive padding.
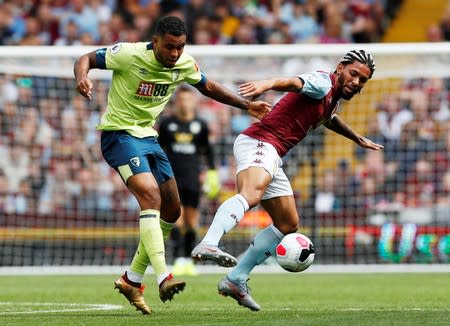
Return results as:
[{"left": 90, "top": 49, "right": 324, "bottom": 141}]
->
[{"left": 0, "top": 273, "right": 448, "bottom": 326}]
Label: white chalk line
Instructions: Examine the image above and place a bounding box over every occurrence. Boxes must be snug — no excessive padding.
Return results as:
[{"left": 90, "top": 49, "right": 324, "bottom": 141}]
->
[{"left": 0, "top": 302, "right": 123, "bottom": 315}]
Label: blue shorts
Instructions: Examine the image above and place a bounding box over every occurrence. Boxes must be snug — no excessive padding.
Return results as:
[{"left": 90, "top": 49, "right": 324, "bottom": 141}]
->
[{"left": 100, "top": 130, "right": 174, "bottom": 184}]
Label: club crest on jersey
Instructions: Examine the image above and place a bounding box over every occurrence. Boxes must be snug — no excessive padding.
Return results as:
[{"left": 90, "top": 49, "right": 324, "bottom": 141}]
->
[
  {"left": 130, "top": 157, "right": 140, "bottom": 167},
  {"left": 172, "top": 69, "right": 180, "bottom": 82}
]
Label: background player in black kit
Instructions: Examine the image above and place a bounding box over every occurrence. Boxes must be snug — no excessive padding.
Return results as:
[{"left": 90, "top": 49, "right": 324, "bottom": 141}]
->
[{"left": 158, "top": 85, "right": 220, "bottom": 275}]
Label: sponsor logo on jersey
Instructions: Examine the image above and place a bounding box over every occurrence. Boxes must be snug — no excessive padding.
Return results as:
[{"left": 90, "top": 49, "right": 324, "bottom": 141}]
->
[
  {"left": 130, "top": 157, "right": 140, "bottom": 167},
  {"left": 135, "top": 82, "right": 169, "bottom": 97},
  {"left": 136, "top": 81, "right": 155, "bottom": 96}
]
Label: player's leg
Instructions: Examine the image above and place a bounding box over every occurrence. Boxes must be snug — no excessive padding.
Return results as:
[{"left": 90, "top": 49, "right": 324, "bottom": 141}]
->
[
  {"left": 192, "top": 135, "right": 274, "bottom": 266},
  {"left": 159, "top": 177, "right": 181, "bottom": 244},
  {"left": 172, "top": 187, "right": 200, "bottom": 275},
  {"left": 149, "top": 152, "right": 185, "bottom": 301},
  {"left": 228, "top": 195, "right": 299, "bottom": 281},
  {"left": 181, "top": 193, "right": 201, "bottom": 275},
  {"left": 192, "top": 166, "right": 270, "bottom": 266},
  {"left": 219, "top": 170, "right": 298, "bottom": 311},
  {"left": 102, "top": 131, "right": 183, "bottom": 311}
]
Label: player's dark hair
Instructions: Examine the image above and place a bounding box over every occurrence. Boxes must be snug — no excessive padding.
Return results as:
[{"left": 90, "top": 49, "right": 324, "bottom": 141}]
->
[
  {"left": 154, "top": 16, "right": 187, "bottom": 37},
  {"left": 339, "top": 49, "right": 375, "bottom": 78}
]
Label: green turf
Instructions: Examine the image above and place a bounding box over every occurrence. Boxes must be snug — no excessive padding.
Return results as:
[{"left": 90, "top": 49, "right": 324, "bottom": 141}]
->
[{"left": 0, "top": 273, "right": 448, "bottom": 326}]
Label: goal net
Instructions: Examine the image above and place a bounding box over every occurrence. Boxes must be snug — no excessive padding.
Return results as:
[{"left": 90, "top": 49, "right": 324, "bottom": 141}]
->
[{"left": 0, "top": 43, "right": 449, "bottom": 267}]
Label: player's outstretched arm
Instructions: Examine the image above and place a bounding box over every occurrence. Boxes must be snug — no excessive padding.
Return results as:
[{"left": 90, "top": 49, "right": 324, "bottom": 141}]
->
[
  {"left": 74, "top": 51, "right": 97, "bottom": 100},
  {"left": 324, "top": 115, "right": 384, "bottom": 151},
  {"left": 239, "top": 77, "right": 303, "bottom": 98},
  {"left": 195, "top": 79, "right": 271, "bottom": 120}
]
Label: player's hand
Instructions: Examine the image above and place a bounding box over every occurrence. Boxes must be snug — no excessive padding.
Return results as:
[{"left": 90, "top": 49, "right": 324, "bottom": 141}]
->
[
  {"left": 239, "top": 80, "right": 272, "bottom": 98},
  {"left": 357, "top": 137, "right": 384, "bottom": 150},
  {"left": 203, "top": 169, "right": 221, "bottom": 200},
  {"left": 76, "top": 78, "right": 94, "bottom": 99},
  {"left": 248, "top": 100, "right": 271, "bottom": 120}
]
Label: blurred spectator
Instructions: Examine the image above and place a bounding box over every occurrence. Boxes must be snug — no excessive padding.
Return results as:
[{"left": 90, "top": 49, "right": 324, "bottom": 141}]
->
[
  {"left": 0, "top": 75, "right": 19, "bottom": 105},
  {"left": 347, "top": 0, "right": 383, "bottom": 43},
  {"left": 19, "top": 17, "right": 46, "bottom": 45},
  {"left": 395, "top": 159, "right": 435, "bottom": 208},
  {"left": 0, "top": 1, "right": 27, "bottom": 45},
  {"left": 70, "top": 167, "right": 98, "bottom": 216},
  {"left": 425, "top": 78, "right": 450, "bottom": 122},
  {"left": 183, "top": 0, "right": 214, "bottom": 43},
  {"left": 439, "top": 5, "right": 450, "bottom": 41},
  {"left": 90, "top": 0, "right": 113, "bottom": 24},
  {"left": 280, "top": 0, "right": 319, "bottom": 43},
  {"left": 314, "top": 169, "right": 342, "bottom": 213},
  {"left": 376, "top": 93, "right": 412, "bottom": 141},
  {"left": 356, "top": 116, "right": 397, "bottom": 167},
  {"left": 34, "top": 3, "right": 60, "bottom": 45},
  {"left": 132, "top": 12, "right": 154, "bottom": 41},
  {"left": 0, "top": 101, "right": 20, "bottom": 137},
  {"left": 0, "top": 141, "right": 30, "bottom": 193},
  {"left": 319, "top": 4, "right": 349, "bottom": 44},
  {"left": 54, "top": 23, "right": 80, "bottom": 46},
  {"left": 0, "top": 169, "right": 15, "bottom": 212},
  {"left": 38, "top": 160, "right": 77, "bottom": 215},
  {"left": 355, "top": 149, "right": 387, "bottom": 190},
  {"left": 58, "top": 0, "right": 100, "bottom": 43},
  {"left": 231, "top": 14, "right": 259, "bottom": 44},
  {"left": 426, "top": 23, "right": 445, "bottom": 42},
  {"left": 436, "top": 170, "right": 450, "bottom": 206},
  {"left": 0, "top": 0, "right": 393, "bottom": 46},
  {"left": 266, "top": 20, "right": 293, "bottom": 44},
  {"left": 9, "top": 178, "right": 34, "bottom": 214},
  {"left": 26, "top": 160, "right": 46, "bottom": 201}
]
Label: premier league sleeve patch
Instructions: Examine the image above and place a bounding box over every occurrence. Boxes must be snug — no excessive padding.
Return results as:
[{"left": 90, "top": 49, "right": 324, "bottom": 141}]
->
[{"left": 110, "top": 43, "right": 122, "bottom": 54}]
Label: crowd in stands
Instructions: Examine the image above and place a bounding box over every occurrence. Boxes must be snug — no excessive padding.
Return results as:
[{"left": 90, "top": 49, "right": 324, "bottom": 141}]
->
[
  {"left": 0, "top": 0, "right": 449, "bottom": 229},
  {"left": 0, "top": 0, "right": 399, "bottom": 46},
  {"left": 312, "top": 76, "right": 450, "bottom": 225}
]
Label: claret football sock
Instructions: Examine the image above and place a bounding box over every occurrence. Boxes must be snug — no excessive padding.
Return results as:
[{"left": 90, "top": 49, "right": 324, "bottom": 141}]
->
[
  {"left": 228, "top": 224, "right": 284, "bottom": 283},
  {"left": 202, "top": 194, "right": 249, "bottom": 246}
]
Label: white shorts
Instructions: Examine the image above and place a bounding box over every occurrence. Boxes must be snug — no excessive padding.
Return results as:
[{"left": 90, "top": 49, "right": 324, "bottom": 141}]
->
[{"left": 233, "top": 134, "right": 294, "bottom": 200}]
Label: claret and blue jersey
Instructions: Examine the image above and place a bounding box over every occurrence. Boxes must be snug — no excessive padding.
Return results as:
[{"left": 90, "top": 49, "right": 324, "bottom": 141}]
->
[{"left": 243, "top": 71, "right": 340, "bottom": 157}]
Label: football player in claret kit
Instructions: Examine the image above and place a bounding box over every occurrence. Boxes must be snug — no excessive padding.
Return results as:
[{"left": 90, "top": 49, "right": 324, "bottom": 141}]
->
[
  {"left": 191, "top": 50, "right": 384, "bottom": 311},
  {"left": 74, "top": 16, "right": 270, "bottom": 314},
  {"left": 158, "top": 85, "right": 220, "bottom": 276}
]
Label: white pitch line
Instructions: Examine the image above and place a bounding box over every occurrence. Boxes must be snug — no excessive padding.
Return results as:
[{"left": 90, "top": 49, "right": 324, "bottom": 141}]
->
[{"left": 0, "top": 302, "right": 123, "bottom": 315}]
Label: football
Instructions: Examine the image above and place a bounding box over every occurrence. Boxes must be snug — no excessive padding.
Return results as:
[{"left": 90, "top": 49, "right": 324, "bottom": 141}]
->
[{"left": 276, "top": 233, "right": 315, "bottom": 272}]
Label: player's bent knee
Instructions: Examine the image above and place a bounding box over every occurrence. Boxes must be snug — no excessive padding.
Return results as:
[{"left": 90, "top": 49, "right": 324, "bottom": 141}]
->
[
  {"left": 134, "top": 187, "right": 162, "bottom": 208},
  {"left": 276, "top": 220, "right": 299, "bottom": 235},
  {"left": 161, "top": 206, "right": 181, "bottom": 223}
]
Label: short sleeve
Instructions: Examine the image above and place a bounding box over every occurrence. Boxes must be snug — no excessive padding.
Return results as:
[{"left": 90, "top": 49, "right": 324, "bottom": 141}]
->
[
  {"left": 298, "top": 71, "right": 332, "bottom": 99},
  {"left": 182, "top": 58, "right": 205, "bottom": 86},
  {"left": 105, "top": 43, "right": 134, "bottom": 71}
]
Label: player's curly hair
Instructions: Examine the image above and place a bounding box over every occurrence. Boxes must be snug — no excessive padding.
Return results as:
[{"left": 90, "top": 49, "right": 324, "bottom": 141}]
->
[
  {"left": 154, "top": 16, "right": 187, "bottom": 37},
  {"left": 340, "top": 50, "right": 375, "bottom": 78}
]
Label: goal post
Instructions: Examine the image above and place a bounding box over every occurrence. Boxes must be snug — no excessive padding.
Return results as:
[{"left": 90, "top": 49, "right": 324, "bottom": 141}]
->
[{"left": 0, "top": 43, "right": 449, "bottom": 267}]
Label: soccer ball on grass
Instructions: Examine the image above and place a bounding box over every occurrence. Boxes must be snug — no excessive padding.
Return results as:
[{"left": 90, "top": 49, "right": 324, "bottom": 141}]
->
[{"left": 276, "top": 233, "right": 315, "bottom": 272}]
